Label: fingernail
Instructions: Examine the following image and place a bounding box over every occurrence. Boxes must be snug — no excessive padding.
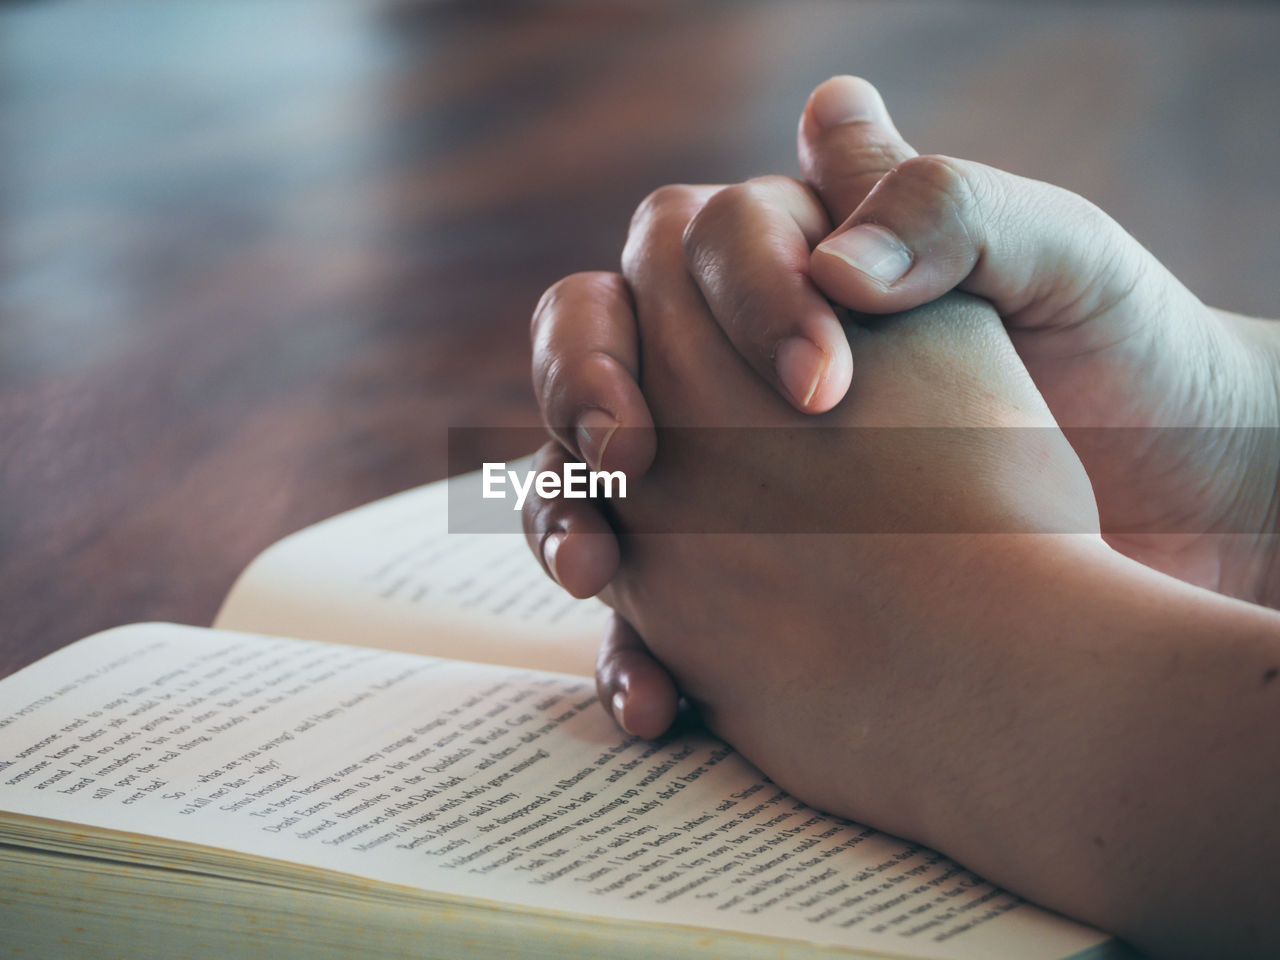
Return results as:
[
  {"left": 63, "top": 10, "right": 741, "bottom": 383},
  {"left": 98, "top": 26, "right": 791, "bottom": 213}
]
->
[
  {"left": 810, "top": 75, "right": 882, "bottom": 128},
  {"left": 576, "top": 409, "right": 619, "bottom": 471},
  {"left": 542, "top": 530, "right": 567, "bottom": 585},
  {"left": 817, "top": 224, "right": 913, "bottom": 285},
  {"left": 611, "top": 690, "right": 632, "bottom": 733},
  {"left": 775, "top": 336, "right": 827, "bottom": 408}
]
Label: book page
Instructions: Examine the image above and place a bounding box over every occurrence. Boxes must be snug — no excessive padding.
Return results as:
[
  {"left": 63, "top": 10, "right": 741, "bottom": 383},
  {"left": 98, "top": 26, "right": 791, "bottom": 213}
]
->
[
  {"left": 214, "top": 472, "right": 609, "bottom": 676},
  {"left": 0, "top": 625, "right": 1113, "bottom": 960}
]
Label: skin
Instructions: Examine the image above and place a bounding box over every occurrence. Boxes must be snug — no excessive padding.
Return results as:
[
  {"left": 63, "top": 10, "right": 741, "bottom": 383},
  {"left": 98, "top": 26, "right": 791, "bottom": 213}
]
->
[
  {"left": 520, "top": 77, "right": 1280, "bottom": 955},
  {"left": 530, "top": 176, "right": 1280, "bottom": 959},
  {"left": 527, "top": 77, "right": 1280, "bottom": 730}
]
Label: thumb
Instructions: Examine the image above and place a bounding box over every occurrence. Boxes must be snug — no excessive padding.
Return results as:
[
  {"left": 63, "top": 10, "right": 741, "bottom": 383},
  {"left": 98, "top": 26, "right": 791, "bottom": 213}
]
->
[
  {"left": 798, "top": 75, "right": 918, "bottom": 224},
  {"left": 809, "top": 155, "right": 1162, "bottom": 337}
]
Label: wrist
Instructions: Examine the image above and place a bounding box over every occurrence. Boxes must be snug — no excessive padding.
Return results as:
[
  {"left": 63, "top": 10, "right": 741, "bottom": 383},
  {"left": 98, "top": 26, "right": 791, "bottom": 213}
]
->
[
  {"left": 848, "top": 533, "right": 1114, "bottom": 847},
  {"left": 1213, "top": 308, "right": 1280, "bottom": 605},
  {"left": 913, "top": 536, "right": 1280, "bottom": 954},
  {"left": 902, "top": 533, "right": 1118, "bottom": 848}
]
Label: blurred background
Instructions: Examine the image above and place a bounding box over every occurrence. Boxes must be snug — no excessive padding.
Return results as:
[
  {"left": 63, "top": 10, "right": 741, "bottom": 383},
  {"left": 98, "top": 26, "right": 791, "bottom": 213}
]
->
[{"left": 3, "top": 0, "right": 1279, "bottom": 671}]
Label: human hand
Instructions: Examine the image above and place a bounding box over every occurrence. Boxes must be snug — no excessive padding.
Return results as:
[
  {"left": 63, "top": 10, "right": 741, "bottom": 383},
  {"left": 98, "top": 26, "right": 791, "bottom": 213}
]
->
[
  {"left": 566, "top": 170, "right": 1102, "bottom": 841},
  {"left": 525, "top": 78, "right": 923, "bottom": 734},
  {"left": 525, "top": 169, "right": 1102, "bottom": 746},
  {"left": 524, "top": 168, "right": 1280, "bottom": 959},
  {"left": 528, "top": 76, "right": 1280, "bottom": 738},
  {"left": 531, "top": 76, "right": 1280, "bottom": 605},
  {"left": 796, "top": 81, "right": 1280, "bottom": 605},
  {"left": 524, "top": 164, "right": 871, "bottom": 735}
]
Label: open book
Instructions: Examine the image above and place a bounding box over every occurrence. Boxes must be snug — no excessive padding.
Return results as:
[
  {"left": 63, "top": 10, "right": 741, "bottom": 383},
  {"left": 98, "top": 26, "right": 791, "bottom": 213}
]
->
[{"left": 0, "top": 476, "right": 1130, "bottom": 959}]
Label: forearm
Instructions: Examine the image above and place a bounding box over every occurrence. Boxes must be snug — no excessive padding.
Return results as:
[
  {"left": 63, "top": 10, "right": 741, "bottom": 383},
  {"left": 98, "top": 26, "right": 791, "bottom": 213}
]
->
[{"left": 921, "top": 536, "right": 1280, "bottom": 958}]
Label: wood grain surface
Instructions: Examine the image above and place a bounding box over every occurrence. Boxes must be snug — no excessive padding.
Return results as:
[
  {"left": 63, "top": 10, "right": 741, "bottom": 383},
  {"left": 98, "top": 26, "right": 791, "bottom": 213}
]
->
[{"left": 2, "top": 0, "right": 1278, "bottom": 677}]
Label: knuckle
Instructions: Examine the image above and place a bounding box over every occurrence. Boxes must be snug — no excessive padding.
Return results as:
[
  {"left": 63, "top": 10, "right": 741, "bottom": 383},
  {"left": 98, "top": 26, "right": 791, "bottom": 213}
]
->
[
  {"left": 631, "top": 183, "right": 702, "bottom": 237},
  {"left": 681, "top": 182, "right": 751, "bottom": 266},
  {"left": 818, "top": 139, "right": 903, "bottom": 198},
  {"left": 531, "top": 274, "right": 631, "bottom": 407},
  {"left": 879, "top": 155, "right": 984, "bottom": 253},
  {"left": 539, "top": 348, "right": 618, "bottom": 428},
  {"left": 622, "top": 185, "right": 706, "bottom": 281},
  {"left": 891, "top": 154, "right": 973, "bottom": 211},
  {"left": 743, "top": 173, "right": 801, "bottom": 194},
  {"left": 531, "top": 271, "right": 619, "bottom": 339},
  {"left": 682, "top": 178, "right": 795, "bottom": 271},
  {"left": 686, "top": 178, "right": 785, "bottom": 233},
  {"left": 537, "top": 351, "right": 578, "bottom": 423},
  {"left": 707, "top": 178, "right": 770, "bottom": 218},
  {"left": 853, "top": 138, "right": 909, "bottom": 176},
  {"left": 530, "top": 275, "right": 573, "bottom": 339},
  {"left": 625, "top": 184, "right": 705, "bottom": 277},
  {"left": 530, "top": 273, "right": 578, "bottom": 343}
]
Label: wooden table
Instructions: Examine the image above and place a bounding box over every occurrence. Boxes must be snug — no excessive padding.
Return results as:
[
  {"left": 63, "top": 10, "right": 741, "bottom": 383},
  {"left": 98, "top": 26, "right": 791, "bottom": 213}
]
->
[{"left": 3, "top": 0, "right": 1278, "bottom": 678}]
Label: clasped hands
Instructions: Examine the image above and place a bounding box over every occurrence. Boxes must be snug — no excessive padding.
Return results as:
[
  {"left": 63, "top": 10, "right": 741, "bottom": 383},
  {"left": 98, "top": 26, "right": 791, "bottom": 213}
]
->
[{"left": 517, "top": 77, "right": 1280, "bottom": 955}]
